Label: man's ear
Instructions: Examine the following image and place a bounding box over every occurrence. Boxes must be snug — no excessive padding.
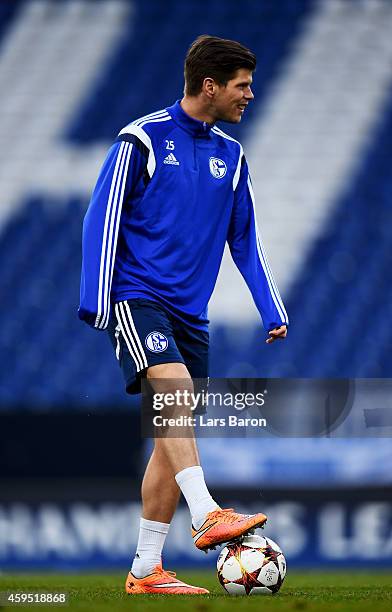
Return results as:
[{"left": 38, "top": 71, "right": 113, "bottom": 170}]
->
[{"left": 202, "top": 77, "right": 216, "bottom": 98}]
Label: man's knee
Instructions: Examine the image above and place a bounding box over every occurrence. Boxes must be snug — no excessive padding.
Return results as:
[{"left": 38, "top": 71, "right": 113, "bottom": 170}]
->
[
  {"left": 147, "top": 362, "right": 190, "bottom": 380},
  {"left": 146, "top": 362, "right": 196, "bottom": 433},
  {"left": 146, "top": 362, "right": 193, "bottom": 394}
]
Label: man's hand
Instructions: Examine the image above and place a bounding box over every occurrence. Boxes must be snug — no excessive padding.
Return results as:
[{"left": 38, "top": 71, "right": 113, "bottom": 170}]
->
[{"left": 266, "top": 325, "right": 287, "bottom": 344}]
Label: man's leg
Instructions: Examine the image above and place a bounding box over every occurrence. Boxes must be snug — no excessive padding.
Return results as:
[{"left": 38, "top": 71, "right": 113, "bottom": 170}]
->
[
  {"left": 141, "top": 440, "right": 181, "bottom": 522},
  {"left": 132, "top": 363, "right": 219, "bottom": 577},
  {"left": 146, "top": 363, "right": 219, "bottom": 529},
  {"left": 131, "top": 439, "right": 180, "bottom": 578},
  {"left": 145, "top": 362, "right": 267, "bottom": 552},
  {"left": 127, "top": 433, "right": 209, "bottom": 593}
]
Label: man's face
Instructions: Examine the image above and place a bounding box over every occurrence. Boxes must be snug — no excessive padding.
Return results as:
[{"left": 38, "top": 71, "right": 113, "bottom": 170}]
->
[{"left": 213, "top": 68, "right": 254, "bottom": 123}]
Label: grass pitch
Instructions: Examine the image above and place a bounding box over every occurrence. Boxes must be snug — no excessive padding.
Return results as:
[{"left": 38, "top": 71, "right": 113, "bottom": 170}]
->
[{"left": 1, "top": 571, "right": 391, "bottom": 611}]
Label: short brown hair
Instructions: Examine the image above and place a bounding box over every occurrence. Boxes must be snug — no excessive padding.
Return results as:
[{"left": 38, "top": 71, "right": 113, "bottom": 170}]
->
[{"left": 184, "top": 35, "right": 256, "bottom": 96}]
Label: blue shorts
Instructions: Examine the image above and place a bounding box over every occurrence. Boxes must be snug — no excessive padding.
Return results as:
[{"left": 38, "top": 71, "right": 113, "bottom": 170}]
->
[{"left": 107, "top": 298, "right": 209, "bottom": 394}]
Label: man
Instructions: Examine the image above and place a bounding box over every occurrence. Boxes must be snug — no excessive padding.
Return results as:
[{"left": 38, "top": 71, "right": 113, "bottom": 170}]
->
[{"left": 79, "top": 35, "right": 288, "bottom": 595}]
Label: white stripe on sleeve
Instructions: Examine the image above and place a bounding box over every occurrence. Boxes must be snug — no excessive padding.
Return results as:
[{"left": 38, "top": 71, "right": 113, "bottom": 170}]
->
[
  {"left": 118, "top": 124, "right": 156, "bottom": 178},
  {"left": 96, "top": 141, "right": 127, "bottom": 328},
  {"left": 96, "top": 142, "right": 132, "bottom": 328},
  {"left": 233, "top": 145, "right": 244, "bottom": 191},
  {"left": 247, "top": 176, "right": 288, "bottom": 324},
  {"left": 101, "top": 143, "right": 133, "bottom": 329}
]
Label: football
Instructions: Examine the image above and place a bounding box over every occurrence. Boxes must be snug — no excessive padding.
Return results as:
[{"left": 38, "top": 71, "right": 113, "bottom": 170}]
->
[{"left": 217, "top": 534, "right": 286, "bottom": 595}]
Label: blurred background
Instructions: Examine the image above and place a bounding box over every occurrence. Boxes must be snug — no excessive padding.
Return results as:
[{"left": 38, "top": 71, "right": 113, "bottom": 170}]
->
[{"left": 0, "top": 0, "right": 391, "bottom": 571}]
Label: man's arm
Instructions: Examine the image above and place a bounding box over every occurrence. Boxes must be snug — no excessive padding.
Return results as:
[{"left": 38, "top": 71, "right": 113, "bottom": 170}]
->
[
  {"left": 227, "top": 154, "right": 288, "bottom": 343},
  {"left": 78, "top": 135, "right": 148, "bottom": 330}
]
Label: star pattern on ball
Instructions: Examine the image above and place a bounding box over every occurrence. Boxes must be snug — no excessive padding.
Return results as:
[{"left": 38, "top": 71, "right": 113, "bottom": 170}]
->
[
  {"left": 217, "top": 535, "right": 286, "bottom": 596},
  {"left": 232, "top": 568, "right": 264, "bottom": 595}
]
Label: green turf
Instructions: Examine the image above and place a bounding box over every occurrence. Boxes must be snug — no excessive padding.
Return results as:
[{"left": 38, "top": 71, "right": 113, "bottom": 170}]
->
[{"left": 0, "top": 572, "right": 391, "bottom": 611}]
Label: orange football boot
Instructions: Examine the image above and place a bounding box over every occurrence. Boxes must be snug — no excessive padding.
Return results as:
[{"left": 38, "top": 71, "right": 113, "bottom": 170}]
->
[
  {"left": 192, "top": 507, "right": 267, "bottom": 552},
  {"left": 125, "top": 563, "right": 209, "bottom": 595}
]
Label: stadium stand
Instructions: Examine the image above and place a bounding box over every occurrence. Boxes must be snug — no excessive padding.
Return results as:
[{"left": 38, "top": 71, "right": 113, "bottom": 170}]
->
[{"left": 0, "top": 0, "right": 391, "bottom": 409}]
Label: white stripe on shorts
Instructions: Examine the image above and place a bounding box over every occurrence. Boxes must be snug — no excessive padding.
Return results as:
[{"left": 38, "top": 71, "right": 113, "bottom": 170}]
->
[
  {"left": 123, "top": 301, "right": 148, "bottom": 369},
  {"left": 114, "top": 302, "right": 146, "bottom": 372}
]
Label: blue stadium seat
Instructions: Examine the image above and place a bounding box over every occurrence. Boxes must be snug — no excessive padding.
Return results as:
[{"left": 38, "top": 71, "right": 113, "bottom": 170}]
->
[{"left": 1, "top": 0, "right": 391, "bottom": 410}]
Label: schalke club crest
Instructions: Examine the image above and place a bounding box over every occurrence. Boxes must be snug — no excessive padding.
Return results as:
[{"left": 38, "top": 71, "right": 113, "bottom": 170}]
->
[
  {"left": 209, "top": 157, "right": 227, "bottom": 179},
  {"left": 145, "top": 331, "right": 168, "bottom": 353}
]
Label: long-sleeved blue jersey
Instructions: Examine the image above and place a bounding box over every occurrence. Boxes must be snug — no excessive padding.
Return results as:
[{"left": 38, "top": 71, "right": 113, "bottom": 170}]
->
[{"left": 79, "top": 101, "right": 288, "bottom": 332}]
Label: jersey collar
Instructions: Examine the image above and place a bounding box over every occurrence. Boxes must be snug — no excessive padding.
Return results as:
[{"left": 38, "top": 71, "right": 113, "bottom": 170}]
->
[{"left": 167, "top": 100, "right": 213, "bottom": 137}]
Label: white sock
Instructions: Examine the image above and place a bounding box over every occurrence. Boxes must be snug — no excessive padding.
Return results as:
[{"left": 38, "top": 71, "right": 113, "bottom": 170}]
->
[
  {"left": 175, "top": 465, "right": 219, "bottom": 529},
  {"left": 131, "top": 518, "right": 170, "bottom": 578}
]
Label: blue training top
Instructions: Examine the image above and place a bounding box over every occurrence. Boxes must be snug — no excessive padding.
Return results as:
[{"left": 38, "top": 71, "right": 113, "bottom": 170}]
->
[{"left": 79, "top": 101, "right": 288, "bottom": 332}]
